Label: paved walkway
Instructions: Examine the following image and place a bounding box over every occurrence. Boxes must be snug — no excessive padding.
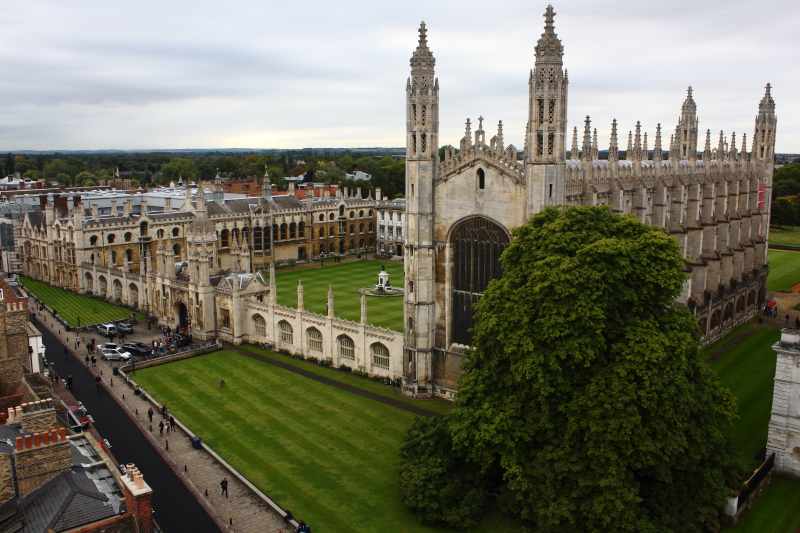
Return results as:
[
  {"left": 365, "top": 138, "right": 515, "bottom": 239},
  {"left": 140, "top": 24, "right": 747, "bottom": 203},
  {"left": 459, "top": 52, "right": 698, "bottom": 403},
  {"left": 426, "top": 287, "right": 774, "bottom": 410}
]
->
[{"left": 33, "top": 307, "right": 294, "bottom": 533}]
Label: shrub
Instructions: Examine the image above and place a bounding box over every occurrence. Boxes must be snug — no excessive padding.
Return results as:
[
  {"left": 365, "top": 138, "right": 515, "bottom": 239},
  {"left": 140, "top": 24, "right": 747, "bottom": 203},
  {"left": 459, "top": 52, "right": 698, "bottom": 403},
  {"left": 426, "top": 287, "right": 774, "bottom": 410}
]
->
[{"left": 338, "top": 364, "right": 352, "bottom": 372}]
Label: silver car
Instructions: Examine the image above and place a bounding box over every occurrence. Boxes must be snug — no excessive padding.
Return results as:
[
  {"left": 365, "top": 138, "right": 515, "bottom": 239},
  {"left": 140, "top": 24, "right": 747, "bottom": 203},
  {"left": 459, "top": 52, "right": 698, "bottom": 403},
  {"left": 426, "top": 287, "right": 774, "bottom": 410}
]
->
[{"left": 101, "top": 348, "right": 132, "bottom": 361}]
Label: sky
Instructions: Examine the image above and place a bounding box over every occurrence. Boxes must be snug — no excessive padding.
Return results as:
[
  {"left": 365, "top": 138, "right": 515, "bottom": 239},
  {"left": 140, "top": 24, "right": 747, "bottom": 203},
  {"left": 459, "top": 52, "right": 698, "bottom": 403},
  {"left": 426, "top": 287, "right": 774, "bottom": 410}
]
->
[{"left": 0, "top": 0, "right": 797, "bottom": 153}]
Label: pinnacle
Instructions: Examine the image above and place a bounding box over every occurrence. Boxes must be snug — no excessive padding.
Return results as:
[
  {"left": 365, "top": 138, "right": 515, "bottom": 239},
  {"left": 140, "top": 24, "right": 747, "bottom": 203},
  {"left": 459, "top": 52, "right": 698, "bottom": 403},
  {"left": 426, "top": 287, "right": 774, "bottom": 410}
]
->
[{"left": 418, "top": 21, "right": 428, "bottom": 47}]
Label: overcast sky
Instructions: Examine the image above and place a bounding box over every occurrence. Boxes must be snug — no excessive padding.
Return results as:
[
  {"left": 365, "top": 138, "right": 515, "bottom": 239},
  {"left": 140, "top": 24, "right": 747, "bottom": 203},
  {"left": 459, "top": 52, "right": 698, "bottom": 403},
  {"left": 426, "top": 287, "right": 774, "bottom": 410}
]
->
[{"left": 0, "top": 0, "right": 797, "bottom": 153}]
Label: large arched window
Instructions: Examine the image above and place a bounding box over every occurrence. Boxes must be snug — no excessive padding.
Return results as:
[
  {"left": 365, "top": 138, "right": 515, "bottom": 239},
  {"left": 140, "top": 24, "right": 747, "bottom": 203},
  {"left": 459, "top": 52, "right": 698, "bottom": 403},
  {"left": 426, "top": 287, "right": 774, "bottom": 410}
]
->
[
  {"left": 220, "top": 229, "right": 229, "bottom": 247},
  {"left": 90, "top": 236, "right": 98, "bottom": 246},
  {"left": 253, "top": 314, "right": 266, "bottom": 336},
  {"left": 253, "top": 226, "right": 263, "bottom": 251},
  {"left": 173, "top": 243, "right": 181, "bottom": 256},
  {"left": 298, "top": 221, "right": 305, "bottom": 237},
  {"left": 279, "top": 321, "right": 293, "bottom": 344},
  {"left": 125, "top": 248, "right": 133, "bottom": 262},
  {"left": 318, "top": 227, "right": 325, "bottom": 238},
  {"left": 107, "top": 234, "right": 115, "bottom": 244},
  {"left": 289, "top": 222, "right": 296, "bottom": 239},
  {"left": 371, "top": 343, "right": 389, "bottom": 369},
  {"left": 280, "top": 224, "right": 287, "bottom": 240},
  {"left": 451, "top": 217, "right": 509, "bottom": 346},
  {"left": 307, "top": 328, "right": 322, "bottom": 352},
  {"left": 338, "top": 335, "right": 354, "bottom": 360},
  {"left": 172, "top": 227, "right": 180, "bottom": 237}
]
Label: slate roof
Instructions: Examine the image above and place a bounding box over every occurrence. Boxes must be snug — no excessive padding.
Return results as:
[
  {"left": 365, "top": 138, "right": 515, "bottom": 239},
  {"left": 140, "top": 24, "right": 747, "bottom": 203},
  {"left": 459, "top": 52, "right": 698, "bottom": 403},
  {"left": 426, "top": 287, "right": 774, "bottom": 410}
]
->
[
  {"left": 26, "top": 211, "right": 45, "bottom": 229},
  {"left": 18, "top": 468, "right": 122, "bottom": 533}
]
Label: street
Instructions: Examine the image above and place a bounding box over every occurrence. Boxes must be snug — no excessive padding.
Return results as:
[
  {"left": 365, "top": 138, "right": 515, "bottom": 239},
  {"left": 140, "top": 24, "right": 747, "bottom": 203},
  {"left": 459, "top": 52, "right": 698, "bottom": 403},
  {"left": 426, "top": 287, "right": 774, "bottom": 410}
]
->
[{"left": 40, "top": 324, "right": 223, "bottom": 533}]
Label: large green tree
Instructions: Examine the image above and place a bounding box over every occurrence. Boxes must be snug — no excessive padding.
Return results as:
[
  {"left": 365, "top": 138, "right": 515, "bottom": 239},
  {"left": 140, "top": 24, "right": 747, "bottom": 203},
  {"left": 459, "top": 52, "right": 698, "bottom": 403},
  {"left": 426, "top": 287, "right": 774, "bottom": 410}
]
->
[
  {"left": 400, "top": 206, "right": 740, "bottom": 532},
  {"left": 160, "top": 157, "right": 197, "bottom": 183}
]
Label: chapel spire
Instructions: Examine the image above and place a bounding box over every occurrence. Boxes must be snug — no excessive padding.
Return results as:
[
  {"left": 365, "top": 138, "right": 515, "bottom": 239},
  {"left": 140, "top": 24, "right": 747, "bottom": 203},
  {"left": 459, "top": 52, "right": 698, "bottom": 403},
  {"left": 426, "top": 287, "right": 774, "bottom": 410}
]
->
[
  {"left": 676, "top": 86, "right": 699, "bottom": 160},
  {"left": 535, "top": 4, "right": 564, "bottom": 67},
  {"left": 752, "top": 83, "right": 777, "bottom": 162},
  {"left": 410, "top": 22, "right": 435, "bottom": 74},
  {"left": 608, "top": 119, "right": 619, "bottom": 164}
]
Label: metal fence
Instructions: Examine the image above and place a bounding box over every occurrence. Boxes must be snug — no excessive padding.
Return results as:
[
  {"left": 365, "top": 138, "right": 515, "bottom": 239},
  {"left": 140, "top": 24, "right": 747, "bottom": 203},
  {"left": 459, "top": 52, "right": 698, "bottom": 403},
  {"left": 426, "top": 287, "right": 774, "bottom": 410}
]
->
[{"left": 738, "top": 453, "right": 775, "bottom": 508}]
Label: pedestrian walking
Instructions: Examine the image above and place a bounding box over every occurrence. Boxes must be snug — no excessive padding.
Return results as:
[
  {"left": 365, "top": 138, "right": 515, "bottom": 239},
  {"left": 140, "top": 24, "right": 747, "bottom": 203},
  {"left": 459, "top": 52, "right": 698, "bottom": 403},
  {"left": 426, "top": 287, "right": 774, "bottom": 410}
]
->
[
  {"left": 158, "top": 421, "right": 164, "bottom": 436},
  {"left": 87, "top": 344, "right": 92, "bottom": 356},
  {"left": 84, "top": 356, "right": 90, "bottom": 367},
  {"left": 148, "top": 408, "right": 153, "bottom": 423},
  {"left": 63, "top": 347, "right": 69, "bottom": 361},
  {"left": 786, "top": 314, "right": 790, "bottom": 326},
  {"left": 66, "top": 375, "right": 73, "bottom": 390},
  {"left": 54, "top": 372, "right": 60, "bottom": 385},
  {"left": 169, "top": 415, "right": 175, "bottom": 431},
  {"left": 795, "top": 316, "right": 799, "bottom": 330},
  {"left": 220, "top": 477, "right": 228, "bottom": 497},
  {"left": 76, "top": 335, "right": 81, "bottom": 348},
  {"left": 91, "top": 355, "right": 96, "bottom": 367}
]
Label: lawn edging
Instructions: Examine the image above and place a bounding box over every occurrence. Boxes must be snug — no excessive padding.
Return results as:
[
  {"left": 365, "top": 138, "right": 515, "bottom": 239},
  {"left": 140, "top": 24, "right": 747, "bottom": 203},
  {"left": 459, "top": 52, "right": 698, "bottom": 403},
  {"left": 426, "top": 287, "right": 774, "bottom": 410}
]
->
[
  {"left": 118, "top": 366, "right": 299, "bottom": 531},
  {"left": 768, "top": 243, "right": 800, "bottom": 252},
  {"left": 118, "top": 343, "right": 221, "bottom": 372}
]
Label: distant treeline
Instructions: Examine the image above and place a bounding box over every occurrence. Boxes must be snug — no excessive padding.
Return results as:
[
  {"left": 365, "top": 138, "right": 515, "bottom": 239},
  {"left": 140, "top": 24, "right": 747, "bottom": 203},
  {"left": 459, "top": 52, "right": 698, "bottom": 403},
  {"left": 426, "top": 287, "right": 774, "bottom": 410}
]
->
[{"left": 1, "top": 149, "right": 407, "bottom": 199}]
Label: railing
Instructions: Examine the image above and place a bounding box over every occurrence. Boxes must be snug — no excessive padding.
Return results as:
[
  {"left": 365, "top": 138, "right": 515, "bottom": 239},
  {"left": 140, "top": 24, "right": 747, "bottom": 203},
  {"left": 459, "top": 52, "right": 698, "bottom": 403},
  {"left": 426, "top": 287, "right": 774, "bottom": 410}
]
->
[{"left": 738, "top": 453, "right": 775, "bottom": 509}]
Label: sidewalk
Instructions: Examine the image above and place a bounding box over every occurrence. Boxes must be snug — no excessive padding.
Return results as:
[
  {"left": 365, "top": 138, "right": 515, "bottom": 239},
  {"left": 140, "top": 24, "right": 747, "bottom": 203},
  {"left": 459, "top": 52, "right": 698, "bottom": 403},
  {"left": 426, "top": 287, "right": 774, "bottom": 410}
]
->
[{"left": 35, "top": 307, "right": 293, "bottom": 533}]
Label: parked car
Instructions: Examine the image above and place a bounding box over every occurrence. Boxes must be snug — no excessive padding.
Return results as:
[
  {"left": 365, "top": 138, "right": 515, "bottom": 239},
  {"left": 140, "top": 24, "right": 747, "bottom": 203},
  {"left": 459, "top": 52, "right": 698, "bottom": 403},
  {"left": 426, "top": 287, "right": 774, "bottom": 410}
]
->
[
  {"left": 68, "top": 405, "right": 90, "bottom": 429},
  {"left": 101, "top": 348, "right": 132, "bottom": 361},
  {"left": 98, "top": 343, "right": 118, "bottom": 352},
  {"left": 97, "top": 323, "right": 117, "bottom": 336},
  {"left": 123, "top": 342, "right": 151, "bottom": 357},
  {"left": 118, "top": 322, "right": 133, "bottom": 334}
]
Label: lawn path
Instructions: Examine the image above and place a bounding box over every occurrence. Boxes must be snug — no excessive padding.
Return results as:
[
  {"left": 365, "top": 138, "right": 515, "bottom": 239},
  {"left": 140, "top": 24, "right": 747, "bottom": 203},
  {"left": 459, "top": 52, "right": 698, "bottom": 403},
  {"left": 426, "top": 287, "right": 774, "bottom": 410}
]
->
[{"left": 224, "top": 343, "right": 444, "bottom": 419}]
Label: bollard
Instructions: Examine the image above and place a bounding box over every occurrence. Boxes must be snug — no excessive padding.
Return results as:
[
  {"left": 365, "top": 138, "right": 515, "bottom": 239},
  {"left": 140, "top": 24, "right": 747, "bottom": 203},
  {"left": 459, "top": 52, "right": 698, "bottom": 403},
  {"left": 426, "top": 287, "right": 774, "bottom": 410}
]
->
[
  {"left": 205, "top": 488, "right": 208, "bottom": 496},
  {"left": 230, "top": 518, "right": 233, "bottom": 525},
  {"left": 122, "top": 394, "right": 125, "bottom": 399},
  {"left": 100, "top": 370, "right": 103, "bottom": 375},
  {"left": 136, "top": 409, "right": 138, "bottom": 415},
  {"left": 184, "top": 465, "right": 187, "bottom": 472},
  {"left": 166, "top": 440, "right": 169, "bottom": 450},
  {"left": 110, "top": 378, "right": 113, "bottom": 386}
]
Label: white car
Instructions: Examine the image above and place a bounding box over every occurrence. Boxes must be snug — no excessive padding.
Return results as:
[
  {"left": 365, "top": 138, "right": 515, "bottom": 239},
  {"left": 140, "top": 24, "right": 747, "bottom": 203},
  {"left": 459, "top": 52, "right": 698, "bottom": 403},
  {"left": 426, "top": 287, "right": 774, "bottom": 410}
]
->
[
  {"left": 101, "top": 348, "right": 132, "bottom": 361},
  {"left": 97, "top": 323, "right": 117, "bottom": 336}
]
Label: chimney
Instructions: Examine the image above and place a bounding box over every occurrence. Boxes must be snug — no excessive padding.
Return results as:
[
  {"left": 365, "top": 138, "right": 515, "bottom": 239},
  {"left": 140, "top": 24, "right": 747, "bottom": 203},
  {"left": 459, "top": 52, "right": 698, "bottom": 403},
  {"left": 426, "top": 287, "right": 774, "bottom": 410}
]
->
[
  {"left": 111, "top": 200, "right": 118, "bottom": 215},
  {"left": 375, "top": 187, "right": 382, "bottom": 202},
  {"left": 123, "top": 199, "right": 132, "bottom": 216},
  {"left": 73, "top": 195, "right": 82, "bottom": 208},
  {"left": 121, "top": 466, "right": 154, "bottom": 533},
  {"left": 165, "top": 198, "right": 173, "bottom": 213},
  {"left": 91, "top": 204, "right": 99, "bottom": 220},
  {"left": 141, "top": 200, "right": 148, "bottom": 215},
  {"left": 13, "top": 428, "right": 72, "bottom": 496},
  {"left": 356, "top": 187, "right": 362, "bottom": 198}
]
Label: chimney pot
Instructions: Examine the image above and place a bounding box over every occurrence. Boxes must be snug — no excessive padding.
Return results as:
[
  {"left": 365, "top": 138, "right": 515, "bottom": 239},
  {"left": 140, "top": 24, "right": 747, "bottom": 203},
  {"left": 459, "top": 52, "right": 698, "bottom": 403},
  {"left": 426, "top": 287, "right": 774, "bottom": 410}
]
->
[
  {"left": 34, "top": 433, "right": 40, "bottom": 446},
  {"left": 51, "top": 429, "right": 58, "bottom": 441},
  {"left": 43, "top": 431, "right": 50, "bottom": 444},
  {"left": 24, "top": 435, "right": 31, "bottom": 448},
  {"left": 58, "top": 428, "right": 66, "bottom": 441},
  {"left": 0, "top": 412, "right": 5, "bottom": 425},
  {"left": 15, "top": 437, "right": 22, "bottom": 450}
]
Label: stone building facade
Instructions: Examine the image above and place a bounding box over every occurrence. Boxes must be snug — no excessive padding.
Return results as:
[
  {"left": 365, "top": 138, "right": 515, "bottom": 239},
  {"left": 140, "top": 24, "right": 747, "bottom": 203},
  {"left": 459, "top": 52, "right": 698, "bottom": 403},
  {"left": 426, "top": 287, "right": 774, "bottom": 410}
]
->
[
  {"left": 402, "top": 9, "right": 775, "bottom": 398},
  {"left": 768, "top": 329, "right": 800, "bottom": 478},
  {"left": 376, "top": 195, "right": 405, "bottom": 257},
  {"left": 0, "top": 277, "right": 30, "bottom": 398}
]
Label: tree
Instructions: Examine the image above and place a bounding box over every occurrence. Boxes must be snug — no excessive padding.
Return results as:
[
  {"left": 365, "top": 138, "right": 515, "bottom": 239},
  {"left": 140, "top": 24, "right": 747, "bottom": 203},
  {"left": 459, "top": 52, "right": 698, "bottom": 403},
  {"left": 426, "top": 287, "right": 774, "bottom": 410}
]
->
[
  {"left": 160, "top": 158, "right": 197, "bottom": 183},
  {"left": 401, "top": 206, "right": 740, "bottom": 532},
  {"left": 4, "top": 153, "right": 15, "bottom": 177},
  {"left": 240, "top": 154, "right": 266, "bottom": 178},
  {"left": 771, "top": 198, "right": 799, "bottom": 228},
  {"left": 397, "top": 417, "right": 491, "bottom": 528},
  {"left": 288, "top": 165, "right": 306, "bottom": 177}
]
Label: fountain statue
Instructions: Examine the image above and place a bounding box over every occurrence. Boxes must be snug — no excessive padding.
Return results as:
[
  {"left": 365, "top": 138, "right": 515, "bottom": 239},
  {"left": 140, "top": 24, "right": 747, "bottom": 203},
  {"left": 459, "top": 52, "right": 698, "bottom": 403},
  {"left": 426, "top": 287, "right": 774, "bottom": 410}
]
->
[{"left": 374, "top": 263, "right": 395, "bottom": 295}]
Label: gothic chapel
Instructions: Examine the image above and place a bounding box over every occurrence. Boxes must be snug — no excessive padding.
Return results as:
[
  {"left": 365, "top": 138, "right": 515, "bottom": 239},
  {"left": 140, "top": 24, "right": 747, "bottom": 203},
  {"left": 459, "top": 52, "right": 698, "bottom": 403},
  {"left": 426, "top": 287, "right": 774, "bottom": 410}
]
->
[{"left": 401, "top": 6, "right": 776, "bottom": 398}]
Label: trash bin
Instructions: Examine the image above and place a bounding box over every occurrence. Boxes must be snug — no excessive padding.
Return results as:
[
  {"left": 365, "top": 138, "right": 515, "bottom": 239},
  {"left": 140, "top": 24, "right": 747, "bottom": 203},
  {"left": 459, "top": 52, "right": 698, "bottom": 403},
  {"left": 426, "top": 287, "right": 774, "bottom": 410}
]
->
[
  {"left": 112, "top": 367, "right": 119, "bottom": 376},
  {"left": 192, "top": 437, "right": 201, "bottom": 450}
]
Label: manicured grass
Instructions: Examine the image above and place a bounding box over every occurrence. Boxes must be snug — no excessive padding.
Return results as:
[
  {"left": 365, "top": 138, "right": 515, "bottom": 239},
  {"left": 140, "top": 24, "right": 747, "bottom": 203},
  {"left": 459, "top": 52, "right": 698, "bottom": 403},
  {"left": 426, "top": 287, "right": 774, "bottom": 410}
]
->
[
  {"left": 134, "top": 351, "right": 509, "bottom": 533},
  {"left": 766, "top": 250, "right": 800, "bottom": 292},
  {"left": 701, "top": 323, "right": 753, "bottom": 358},
  {"left": 239, "top": 345, "right": 454, "bottom": 416},
  {"left": 736, "top": 475, "right": 800, "bottom": 533},
  {"left": 273, "top": 259, "right": 404, "bottom": 332},
  {"left": 711, "top": 326, "right": 781, "bottom": 469},
  {"left": 768, "top": 225, "right": 800, "bottom": 247},
  {"left": 20, "top": 276, "right": 145, "bottom": 327}
]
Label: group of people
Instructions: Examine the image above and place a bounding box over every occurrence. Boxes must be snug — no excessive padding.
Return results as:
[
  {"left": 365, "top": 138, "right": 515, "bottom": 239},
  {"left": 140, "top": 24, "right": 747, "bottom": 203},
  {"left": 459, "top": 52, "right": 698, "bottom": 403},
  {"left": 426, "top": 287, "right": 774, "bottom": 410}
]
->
[{"left": 764, "top": 303, "right": 800, "bottom": 329}]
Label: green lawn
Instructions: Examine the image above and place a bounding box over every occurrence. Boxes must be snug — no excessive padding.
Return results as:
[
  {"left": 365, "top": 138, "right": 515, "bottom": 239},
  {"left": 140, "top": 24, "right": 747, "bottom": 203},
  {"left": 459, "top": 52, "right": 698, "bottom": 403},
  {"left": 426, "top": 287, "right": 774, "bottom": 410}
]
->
[
  {"left": 768, "top": 225, "right": 800, "bottom": 247},
  {"left": 134, "top": 351, "right": 509, "bottom": 533},
  {"left": 20, "top": 276, "right": 145, "bottom": 327},
  {"left": 766, "top": 250, "right": 800, "bottom": 292},
  {"left": 711, "top": 326, "right": 781, "bottom": 469},
  {"left": 273, "top": 259, "right": 404, "bottom": 332},
  {"left": 239, "top": 345, "right": 454, "bottom": 416},
  {"left": 736, "top": 476, "right": 800, "bottom": 533}
]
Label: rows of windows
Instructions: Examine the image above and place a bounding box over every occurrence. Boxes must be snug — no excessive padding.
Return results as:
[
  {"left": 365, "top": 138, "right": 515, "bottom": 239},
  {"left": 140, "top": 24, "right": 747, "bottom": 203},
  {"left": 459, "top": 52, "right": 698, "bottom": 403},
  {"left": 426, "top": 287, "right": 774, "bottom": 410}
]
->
[
  {"left": 316, "top": 209, "right": 374, "bottom": 222},
  {"left": 257, "top": 317, "right": 390, "bottom": 367}
]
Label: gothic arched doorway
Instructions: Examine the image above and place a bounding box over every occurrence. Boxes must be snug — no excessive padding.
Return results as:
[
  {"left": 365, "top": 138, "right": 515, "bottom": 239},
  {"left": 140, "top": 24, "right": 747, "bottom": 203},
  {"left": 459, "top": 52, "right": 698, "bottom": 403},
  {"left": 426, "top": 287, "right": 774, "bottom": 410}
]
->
[
  {"left": 177, "top": 302, "right": 188, "bottom": 333},
  {"left": 450, "top": 217, "right": 510, "bottom": 346}
]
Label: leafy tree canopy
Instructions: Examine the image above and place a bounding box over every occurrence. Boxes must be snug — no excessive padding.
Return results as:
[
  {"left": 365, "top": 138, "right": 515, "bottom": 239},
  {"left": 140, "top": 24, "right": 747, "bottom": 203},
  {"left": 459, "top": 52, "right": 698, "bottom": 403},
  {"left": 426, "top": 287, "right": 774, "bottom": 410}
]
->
[
  {"left": 160, "top": 157, "right": 197, "bottom": 183},
  {"left": 771, "top": 197, "right": 799, "bottom": 228},
  {"left": 400, "top": 206, "right": 740, "bottom": 532}
]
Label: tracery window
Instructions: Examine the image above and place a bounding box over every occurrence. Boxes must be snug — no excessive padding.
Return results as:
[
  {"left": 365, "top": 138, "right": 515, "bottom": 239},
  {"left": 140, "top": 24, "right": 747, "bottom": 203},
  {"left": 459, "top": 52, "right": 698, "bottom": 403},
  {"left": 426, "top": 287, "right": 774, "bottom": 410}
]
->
[
  {"left": 371, "top": 344, "right": 389, "bottom": 369},
  {"left": 451, "top": 218, "right": 509, "bottom": 346},
  {"left": 307, "top": 328, "right": 323, "bottom": 351},
  {"left": 548, "top": 100, "right": 555, "bottom": 124},
  {"left": 338, "top": 335, "right": 355, "bottom": 360},
  {"left": 279, "top": 321, "right": 293, "bottom": 344},
  {"left": 253, "top": 315, "right": 266, "bottom": 336}
]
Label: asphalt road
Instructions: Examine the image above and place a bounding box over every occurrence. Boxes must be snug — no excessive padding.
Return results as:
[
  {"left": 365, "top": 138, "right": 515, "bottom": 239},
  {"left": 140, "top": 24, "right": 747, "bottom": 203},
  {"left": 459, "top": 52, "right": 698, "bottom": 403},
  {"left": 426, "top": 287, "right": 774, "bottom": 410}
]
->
[{"left": 41, "top": 325, "right": 223, "bottom": 533}]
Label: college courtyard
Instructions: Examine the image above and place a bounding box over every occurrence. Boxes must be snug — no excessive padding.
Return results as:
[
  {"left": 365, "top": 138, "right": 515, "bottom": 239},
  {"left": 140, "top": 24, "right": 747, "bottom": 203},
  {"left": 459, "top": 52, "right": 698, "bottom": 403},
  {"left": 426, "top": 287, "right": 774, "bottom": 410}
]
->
[{"left": 18, "top": 253, "right": 800, "bottom": 533}]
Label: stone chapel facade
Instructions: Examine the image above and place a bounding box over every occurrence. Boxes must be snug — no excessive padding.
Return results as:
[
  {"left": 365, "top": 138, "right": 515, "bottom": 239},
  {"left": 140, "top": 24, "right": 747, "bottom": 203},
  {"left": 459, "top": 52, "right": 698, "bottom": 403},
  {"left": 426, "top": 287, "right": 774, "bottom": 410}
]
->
[{"left": 401, "top": 8, "right": 776, "bottom": 398}]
